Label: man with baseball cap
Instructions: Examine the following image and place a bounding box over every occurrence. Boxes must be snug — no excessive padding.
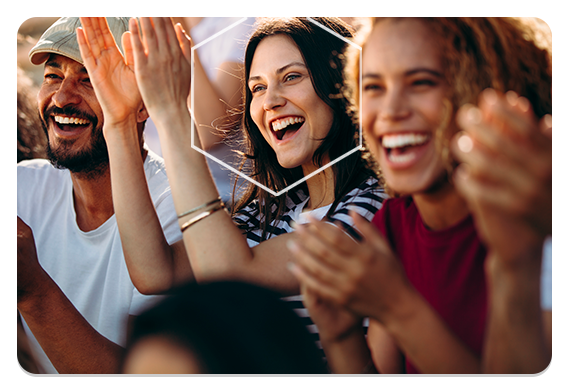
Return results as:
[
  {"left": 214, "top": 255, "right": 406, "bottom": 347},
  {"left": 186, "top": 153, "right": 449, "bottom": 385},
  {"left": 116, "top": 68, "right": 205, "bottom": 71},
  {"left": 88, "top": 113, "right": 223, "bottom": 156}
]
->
[{"left": 17, "top": 17, "right": 181, "bottom": 373}]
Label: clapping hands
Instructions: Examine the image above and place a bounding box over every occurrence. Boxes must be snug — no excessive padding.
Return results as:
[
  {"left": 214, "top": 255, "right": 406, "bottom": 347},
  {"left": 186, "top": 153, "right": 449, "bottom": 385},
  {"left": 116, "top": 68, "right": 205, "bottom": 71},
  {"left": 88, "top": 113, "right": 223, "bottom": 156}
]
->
[{"left": 76, "top": 17, "right": 192, "bottom": 131}]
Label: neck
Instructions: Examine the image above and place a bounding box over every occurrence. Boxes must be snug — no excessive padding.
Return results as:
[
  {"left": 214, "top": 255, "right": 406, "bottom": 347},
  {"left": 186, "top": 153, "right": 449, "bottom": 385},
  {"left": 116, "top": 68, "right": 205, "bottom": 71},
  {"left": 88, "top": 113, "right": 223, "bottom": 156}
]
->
[
  {"left": 303, "top": 161, "right": 335, "bottom": 211},
  {"left": 70, "top": 167, "right": 114, "bottom": 232},
  {"left": 412, "top": 181, "right": 470, "bottom": 231}
]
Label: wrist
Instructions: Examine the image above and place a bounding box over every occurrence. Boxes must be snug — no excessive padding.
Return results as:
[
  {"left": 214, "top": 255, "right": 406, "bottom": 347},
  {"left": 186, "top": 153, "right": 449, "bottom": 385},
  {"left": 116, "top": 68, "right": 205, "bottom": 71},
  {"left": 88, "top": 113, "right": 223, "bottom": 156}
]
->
[{"left": 319, "top": 320, "right": 365, "bottom": 346}]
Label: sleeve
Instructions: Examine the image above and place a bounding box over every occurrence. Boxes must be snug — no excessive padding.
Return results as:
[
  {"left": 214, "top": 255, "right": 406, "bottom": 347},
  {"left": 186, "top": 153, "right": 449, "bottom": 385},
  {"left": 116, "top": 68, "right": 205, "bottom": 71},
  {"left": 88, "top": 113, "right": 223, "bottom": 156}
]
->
[{"left": 325, "top": 178, "right": 386, "bottom": 241}]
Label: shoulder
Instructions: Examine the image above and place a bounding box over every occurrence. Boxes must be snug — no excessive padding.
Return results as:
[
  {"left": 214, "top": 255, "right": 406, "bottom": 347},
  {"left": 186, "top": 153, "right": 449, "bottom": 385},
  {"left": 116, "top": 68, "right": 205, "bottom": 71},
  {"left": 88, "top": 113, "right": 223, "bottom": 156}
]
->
[
  {"left": 326, "top": 177, "right": 387, "bottom": 240},
  {"left": 18, "top": 159, "right": 70, "bottom": 191}
]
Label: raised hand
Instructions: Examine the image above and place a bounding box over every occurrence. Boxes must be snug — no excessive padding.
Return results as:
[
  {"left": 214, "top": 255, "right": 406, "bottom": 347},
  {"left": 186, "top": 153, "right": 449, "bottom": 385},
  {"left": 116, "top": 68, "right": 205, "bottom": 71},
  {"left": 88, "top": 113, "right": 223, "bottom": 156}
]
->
[
  {"left": 452, "top": 89, "right": 551, "bottom": 262},
  {"left": 125, "top": 17, "right": 192, "bottom": 118},
  {"left": 76, "top": 17, "right": 143, "bottom": 129}
]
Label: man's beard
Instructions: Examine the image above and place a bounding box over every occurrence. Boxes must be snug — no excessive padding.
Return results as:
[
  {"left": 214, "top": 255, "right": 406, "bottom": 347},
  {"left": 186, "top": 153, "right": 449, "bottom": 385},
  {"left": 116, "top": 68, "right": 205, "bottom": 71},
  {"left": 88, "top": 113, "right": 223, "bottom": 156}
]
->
[{"left": 41, "top": 106, "right": 109, "bottom": 179}]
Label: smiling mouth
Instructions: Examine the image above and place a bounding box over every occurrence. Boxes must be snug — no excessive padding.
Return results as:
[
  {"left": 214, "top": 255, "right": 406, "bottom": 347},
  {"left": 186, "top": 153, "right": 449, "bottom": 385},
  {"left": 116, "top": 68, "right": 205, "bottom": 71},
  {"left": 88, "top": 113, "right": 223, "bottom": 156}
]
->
[
  {"left": 381, "top": 133, "right": 431, "bottom": 163},
  {"left": 52, "top": 115, "right": 92, "bottom": 132},
  {"left": 270, "top": 116, "right": 305, "bottom": 141}
]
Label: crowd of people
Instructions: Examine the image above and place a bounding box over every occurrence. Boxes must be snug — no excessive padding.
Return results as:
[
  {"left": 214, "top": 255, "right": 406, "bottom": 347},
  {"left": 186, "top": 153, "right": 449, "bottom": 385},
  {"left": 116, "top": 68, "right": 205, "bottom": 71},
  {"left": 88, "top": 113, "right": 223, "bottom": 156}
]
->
[{"left": 17, "top": 16, "right": 551, "bottom": 375}]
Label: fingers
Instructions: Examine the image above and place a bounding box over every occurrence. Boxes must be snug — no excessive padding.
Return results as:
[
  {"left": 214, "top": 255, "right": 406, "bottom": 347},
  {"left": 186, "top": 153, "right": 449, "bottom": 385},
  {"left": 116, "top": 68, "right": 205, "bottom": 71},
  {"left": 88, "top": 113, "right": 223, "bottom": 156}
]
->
[
  {"left": 174, "top": 23, "right": 192, "bottom": 63},
  {"left": 121, "top": 31, "right": 134, "bottom": 67}
]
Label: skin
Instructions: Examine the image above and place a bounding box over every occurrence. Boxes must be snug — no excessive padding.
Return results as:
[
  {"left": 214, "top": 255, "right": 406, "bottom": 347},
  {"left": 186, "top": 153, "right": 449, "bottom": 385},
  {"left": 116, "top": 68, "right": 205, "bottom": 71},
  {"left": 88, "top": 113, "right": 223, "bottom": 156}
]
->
[
  {"left": 361, "top": 19, "right": 469, "bottom": 230},
  {"left": 248, "top": 34, "right": 334, "bottom": 175}
]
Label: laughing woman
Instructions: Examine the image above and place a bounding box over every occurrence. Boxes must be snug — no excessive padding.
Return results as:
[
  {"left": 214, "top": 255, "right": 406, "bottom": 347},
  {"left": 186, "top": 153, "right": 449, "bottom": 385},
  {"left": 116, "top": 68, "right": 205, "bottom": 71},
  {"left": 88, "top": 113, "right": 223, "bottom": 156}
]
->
[
  {"left": 76, "top": 16, "right": 384, "bottom": 345},
  {"left": 287, "top": 17, "right": 552, "bottom": 374}
]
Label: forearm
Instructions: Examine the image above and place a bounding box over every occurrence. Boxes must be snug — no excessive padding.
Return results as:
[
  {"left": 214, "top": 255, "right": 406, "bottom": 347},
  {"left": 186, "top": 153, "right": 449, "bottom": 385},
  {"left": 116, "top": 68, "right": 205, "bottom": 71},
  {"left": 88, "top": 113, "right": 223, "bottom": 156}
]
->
[
  {"left": 382, "top": 288, "right": 480, "bottom": 374},
  {"left": 105, "top": 119, "right": 179, "bottom": 294},
  {"left": 18, "top": 277, "right": 123, "bottom": 374},
  {"left": 483, "top": 249, "right": 550, "bottom": 373},
  {"left": 151, "top": 106, "right": 254, "bottom": 279}
]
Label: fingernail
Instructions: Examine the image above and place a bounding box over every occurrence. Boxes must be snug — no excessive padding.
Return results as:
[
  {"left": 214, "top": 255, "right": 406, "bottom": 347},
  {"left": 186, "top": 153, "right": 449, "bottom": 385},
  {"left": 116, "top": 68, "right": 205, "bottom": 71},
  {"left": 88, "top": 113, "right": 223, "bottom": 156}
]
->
[
  {"left": 457, "top": 134, "right": 474, "bottom": 153},
  {"left": 286, "top": 239, "right": 297, "bottom": 252},
  {"left": 517, "top": 96, "right": 530, "bottom": 113},
  {"left": 287, "top": 262, "right": 297, "bottom": 272},
  {"left": 482, "top": 88, "right": 497, "bottom": 105},
  {"left": 506, "top": 90, "right": 519, "bottom": 106},
  {"left": 467, "top": 107, "right": 482, "bottom": 124}
]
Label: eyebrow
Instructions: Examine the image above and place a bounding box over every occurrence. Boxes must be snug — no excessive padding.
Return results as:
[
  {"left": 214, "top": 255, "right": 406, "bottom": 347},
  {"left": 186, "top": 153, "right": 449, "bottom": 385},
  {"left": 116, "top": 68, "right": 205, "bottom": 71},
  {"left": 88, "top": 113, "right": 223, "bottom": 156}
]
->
[
  {"left": 362, "top": 68, "right": 443, "bottom": 79},
  {"left": 248, "top": 61, "right": 307, "bottom": 84},
  {"left": 45, "top": 59, "right": 88, "bottom": 75}
]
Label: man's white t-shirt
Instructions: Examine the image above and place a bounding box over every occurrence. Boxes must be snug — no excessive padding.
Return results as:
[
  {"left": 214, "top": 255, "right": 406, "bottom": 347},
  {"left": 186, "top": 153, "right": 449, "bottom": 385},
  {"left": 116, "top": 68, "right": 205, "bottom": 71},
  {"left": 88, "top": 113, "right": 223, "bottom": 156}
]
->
[{"left": 17, "top": 150, "right": 182, "bottom": 373}]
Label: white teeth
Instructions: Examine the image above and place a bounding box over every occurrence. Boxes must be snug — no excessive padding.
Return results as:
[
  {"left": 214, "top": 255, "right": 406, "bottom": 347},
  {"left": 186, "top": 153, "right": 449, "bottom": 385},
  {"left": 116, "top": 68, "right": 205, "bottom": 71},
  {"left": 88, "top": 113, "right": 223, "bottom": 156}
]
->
[
  {"left": 388, "top": 151, "right": 416, "bottom": 163},
  {"left": 54, "top": 116, "right": 90, "bottom": 126},
  {"left": 382, "top": 133, "right": 430, "bottom": 149},
  {"left": 271, "top": 117, "right": 304, "bottom": 132}
]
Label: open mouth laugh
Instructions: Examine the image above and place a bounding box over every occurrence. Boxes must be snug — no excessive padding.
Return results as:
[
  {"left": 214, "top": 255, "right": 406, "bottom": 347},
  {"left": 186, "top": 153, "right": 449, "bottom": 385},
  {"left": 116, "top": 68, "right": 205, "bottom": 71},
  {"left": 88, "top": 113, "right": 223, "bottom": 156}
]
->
[{"left": 270, "top": 116, "right": 305, "bottom": 141}]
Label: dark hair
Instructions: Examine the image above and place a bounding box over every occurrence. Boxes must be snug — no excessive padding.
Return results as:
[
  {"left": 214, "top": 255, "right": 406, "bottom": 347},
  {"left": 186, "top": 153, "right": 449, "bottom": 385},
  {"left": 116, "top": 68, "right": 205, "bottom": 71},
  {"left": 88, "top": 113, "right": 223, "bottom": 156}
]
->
[
  {"left": 123, "top": 281, "right": 327, "bottom": 374},
  {"left": 233, "top": 17, "right": 376, "bottom": 239}
]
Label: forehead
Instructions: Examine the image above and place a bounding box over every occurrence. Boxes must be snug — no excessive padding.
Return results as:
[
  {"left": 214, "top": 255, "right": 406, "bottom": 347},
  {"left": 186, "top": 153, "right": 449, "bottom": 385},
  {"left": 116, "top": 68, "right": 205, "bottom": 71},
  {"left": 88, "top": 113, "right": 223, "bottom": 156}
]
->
[
  {"left": 362, "top": 19, "right": 442, "bottom": 74},
  {"left": 44, "top": 54, "right": 87, "bottom": 75},
  {"left": 250, "top": 34, "right": 304, "bottom": 75}
]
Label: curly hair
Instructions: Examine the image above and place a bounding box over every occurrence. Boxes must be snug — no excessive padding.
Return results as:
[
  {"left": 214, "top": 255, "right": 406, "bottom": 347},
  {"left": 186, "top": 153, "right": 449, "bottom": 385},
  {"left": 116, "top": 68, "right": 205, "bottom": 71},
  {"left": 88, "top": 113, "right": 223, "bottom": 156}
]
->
[{"left": 346, "top": 17, "right": 552, "bottom": 191}]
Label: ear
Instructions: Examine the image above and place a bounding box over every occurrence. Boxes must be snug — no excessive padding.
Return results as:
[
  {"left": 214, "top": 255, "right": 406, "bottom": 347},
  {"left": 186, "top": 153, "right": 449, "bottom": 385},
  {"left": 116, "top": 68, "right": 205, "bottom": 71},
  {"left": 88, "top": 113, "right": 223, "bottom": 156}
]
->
[{"left": 137, "top": 103, "right": 149, "bottom": 123}]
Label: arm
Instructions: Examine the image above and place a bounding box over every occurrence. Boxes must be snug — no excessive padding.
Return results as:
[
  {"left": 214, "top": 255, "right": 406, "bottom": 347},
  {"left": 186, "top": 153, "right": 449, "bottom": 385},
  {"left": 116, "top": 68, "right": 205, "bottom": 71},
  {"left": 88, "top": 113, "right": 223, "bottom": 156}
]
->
[
  {"left": 18, "top": 217, "right": 123, "bottom": 373},
  {"left": 127, "top": 17, "right": 301, "bottom": 295},
  {"left": 452, "top": 89, "right": 551, "bottom": 373},
  {"left": 288, "top": 212, "right": 480, "bottom": 373},
  {"left": 77, "top": 17, "right": 193, "bottom": 294}
]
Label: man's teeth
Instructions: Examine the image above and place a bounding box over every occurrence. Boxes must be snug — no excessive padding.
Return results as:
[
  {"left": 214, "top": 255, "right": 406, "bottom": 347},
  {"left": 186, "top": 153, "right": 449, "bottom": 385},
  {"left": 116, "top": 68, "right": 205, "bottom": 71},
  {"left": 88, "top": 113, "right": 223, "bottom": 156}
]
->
[
  {"left": 54, "top": 116, "right": 90, "bottom": 125},
  {"left": 272, "top": 117, "right": 304, "bottom": 132},
  {"left": 382, "top": 133, "right": 430, "bottom": 149}
]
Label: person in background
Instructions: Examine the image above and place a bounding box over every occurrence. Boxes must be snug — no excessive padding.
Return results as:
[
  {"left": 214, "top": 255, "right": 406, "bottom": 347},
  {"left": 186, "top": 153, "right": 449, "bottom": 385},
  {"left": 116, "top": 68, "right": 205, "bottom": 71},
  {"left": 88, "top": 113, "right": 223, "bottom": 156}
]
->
[
  {"left": 17, "top": 17, "right": 181, "bottom": 373},
  {"left": 122, "top": 281, "right": 326, "bottom": 374},
  {"left": 288, "top": 17, "right": 551, "bottom": 374}
]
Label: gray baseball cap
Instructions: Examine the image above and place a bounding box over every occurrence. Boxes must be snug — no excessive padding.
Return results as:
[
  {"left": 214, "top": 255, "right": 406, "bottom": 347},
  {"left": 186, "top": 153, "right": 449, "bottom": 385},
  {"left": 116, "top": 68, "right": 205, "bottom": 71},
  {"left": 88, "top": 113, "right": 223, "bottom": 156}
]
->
[{"left": 29, "top": 17, "right": 130, "bottom": 65}]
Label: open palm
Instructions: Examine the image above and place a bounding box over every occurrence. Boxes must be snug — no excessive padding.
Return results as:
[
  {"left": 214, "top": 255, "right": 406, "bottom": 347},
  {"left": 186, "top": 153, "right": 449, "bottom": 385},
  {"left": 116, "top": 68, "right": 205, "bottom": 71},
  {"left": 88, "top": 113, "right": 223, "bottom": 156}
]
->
[{"left": 77, "top": 17, "right": 142, "bottom": 128}]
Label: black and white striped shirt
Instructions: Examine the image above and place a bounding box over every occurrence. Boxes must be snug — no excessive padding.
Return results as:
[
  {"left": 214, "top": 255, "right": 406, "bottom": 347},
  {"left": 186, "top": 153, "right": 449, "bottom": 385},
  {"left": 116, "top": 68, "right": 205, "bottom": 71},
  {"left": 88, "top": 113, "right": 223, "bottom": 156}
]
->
[{"left": 233, "top": 177, "right": 386, "bottom": 350}]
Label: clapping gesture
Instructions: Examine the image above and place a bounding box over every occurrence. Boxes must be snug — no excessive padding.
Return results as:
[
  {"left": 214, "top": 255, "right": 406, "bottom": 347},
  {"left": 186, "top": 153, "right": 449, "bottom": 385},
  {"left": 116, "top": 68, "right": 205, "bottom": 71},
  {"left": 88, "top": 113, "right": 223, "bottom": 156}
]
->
[
  {"left": 127, "top": 17, "right": 192, "bottom": 119},
  {"left": 76, "top": 17, "right": 144, "bottom": 130}
]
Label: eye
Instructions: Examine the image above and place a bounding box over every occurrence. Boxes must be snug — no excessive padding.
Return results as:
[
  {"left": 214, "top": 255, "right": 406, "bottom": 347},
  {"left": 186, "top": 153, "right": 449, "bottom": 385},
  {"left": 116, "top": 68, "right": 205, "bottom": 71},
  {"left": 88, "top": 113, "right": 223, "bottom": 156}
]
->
[
  {"left": 362, "top": 83, "right": 384, "bottom": 94},
  {"left": 250, "top": 84, "right": 266, "bottom": 94},
  {"left": 411, "top": 79, "right": 438, "bottom": 89},
  {"left": 284, "top": 73, "right": 302, "bottom": 83},
  {"left": 44, "top": 73, "right": 61, "bottom": 82}
]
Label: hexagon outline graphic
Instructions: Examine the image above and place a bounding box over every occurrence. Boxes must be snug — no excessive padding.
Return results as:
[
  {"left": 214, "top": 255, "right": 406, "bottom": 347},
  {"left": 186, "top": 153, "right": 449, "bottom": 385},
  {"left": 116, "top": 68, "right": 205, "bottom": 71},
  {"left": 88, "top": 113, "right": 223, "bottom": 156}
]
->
[{"left": 190, "top": 17, "right": 362, "bottom": 198}]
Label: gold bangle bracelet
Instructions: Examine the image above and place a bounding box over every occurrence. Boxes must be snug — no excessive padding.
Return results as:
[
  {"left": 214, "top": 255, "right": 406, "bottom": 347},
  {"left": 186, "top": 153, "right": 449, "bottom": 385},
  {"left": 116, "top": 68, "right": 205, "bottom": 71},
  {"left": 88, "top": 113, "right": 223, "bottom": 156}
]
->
[
  {"left": 177, "top": 197, "right": 222, "bottom": 219},
  {"left": 180, "top": 203, "right": 226, "bottom": 232}
]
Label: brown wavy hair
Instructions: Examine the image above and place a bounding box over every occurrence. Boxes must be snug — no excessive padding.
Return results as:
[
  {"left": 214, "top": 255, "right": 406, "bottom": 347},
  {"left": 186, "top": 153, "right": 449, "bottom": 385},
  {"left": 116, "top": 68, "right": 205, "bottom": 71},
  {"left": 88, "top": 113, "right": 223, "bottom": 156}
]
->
[{"left": 346, "top": 17, "right": 552, "bottom": 190}]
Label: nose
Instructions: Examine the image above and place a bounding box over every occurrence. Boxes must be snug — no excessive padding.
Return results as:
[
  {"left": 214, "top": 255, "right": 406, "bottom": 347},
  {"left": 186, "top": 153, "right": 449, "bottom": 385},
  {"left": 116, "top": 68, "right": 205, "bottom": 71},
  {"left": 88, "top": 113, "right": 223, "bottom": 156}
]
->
[
  {"left": 379, "top": 86, "right": 410, "bottom": 122},
  {"left": 52, "top": 78, "right": 82, "bottom": 108},
  {"left": 263, "top": 85, "right": 286, "bottom": 111}
]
